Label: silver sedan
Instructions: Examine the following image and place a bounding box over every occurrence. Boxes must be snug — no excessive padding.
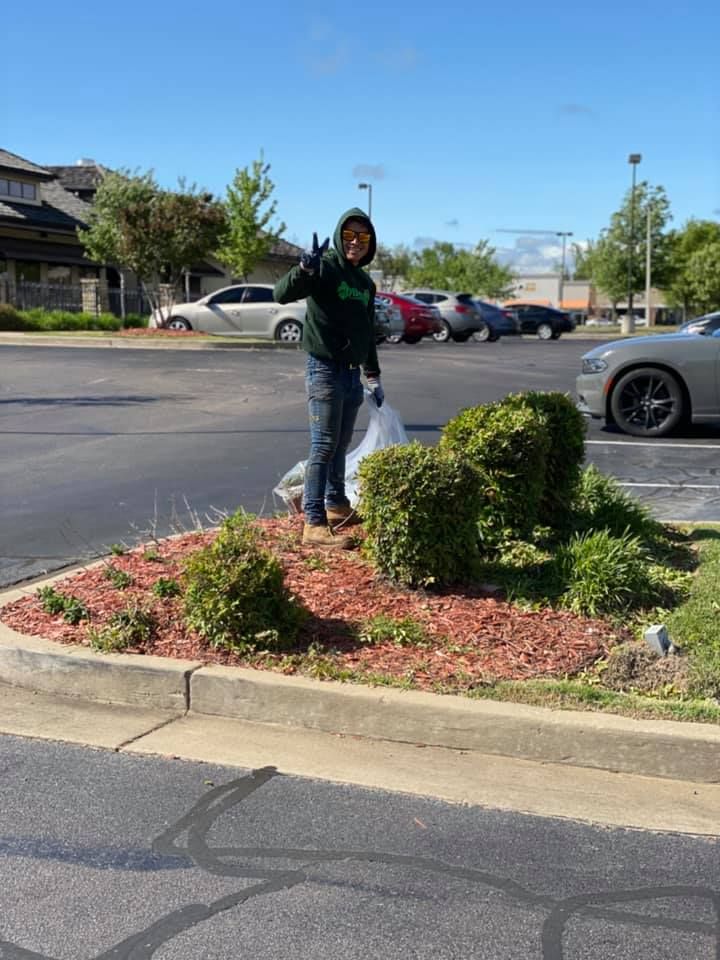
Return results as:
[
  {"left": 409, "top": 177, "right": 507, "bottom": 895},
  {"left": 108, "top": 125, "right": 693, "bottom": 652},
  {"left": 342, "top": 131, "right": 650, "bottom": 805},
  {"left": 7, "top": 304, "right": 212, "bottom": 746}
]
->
[
  {"left": 149, "top": 284, "right": 306, "bottom": 341},
  {"left": 576, "top": 330, "right": 720, "bottom": 437}
]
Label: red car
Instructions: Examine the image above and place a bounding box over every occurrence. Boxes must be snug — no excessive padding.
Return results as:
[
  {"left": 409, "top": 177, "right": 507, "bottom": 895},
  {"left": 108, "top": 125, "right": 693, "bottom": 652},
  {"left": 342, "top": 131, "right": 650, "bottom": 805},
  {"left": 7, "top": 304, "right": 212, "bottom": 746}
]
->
[{"left": 375, "top": 291, "right": 442, "bottom": 344}]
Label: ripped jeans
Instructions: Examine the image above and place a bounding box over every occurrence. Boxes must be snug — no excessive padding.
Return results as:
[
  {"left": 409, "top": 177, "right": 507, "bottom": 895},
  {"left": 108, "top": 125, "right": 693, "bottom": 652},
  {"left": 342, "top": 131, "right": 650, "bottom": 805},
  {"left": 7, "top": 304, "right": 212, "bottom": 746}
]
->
[{"left": 303, "top": 355, "right": 364, "bottom": 525}]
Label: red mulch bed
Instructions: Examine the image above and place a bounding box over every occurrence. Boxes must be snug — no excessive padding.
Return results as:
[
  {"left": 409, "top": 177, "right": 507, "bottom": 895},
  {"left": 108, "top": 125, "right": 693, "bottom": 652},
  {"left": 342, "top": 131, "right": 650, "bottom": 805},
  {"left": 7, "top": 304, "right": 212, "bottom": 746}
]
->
[
  {"left": 0, "top": 518, "right": 625, "bottom": 692},
  {"left": 116, "top": 328, "right": 207, "bottom": 338}
]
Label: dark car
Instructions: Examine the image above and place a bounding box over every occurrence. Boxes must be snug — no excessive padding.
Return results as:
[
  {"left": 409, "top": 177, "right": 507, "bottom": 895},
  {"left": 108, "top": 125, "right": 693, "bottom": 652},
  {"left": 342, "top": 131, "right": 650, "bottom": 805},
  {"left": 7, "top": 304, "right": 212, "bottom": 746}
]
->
[
  {"left": 678, "top": 310, "right": 720, "bottom": 336},
  {"left": 376, "top": 291, "right": 442, "bottom": 344},
  {"left": 471, "top": 300, "right": 521, "bottom": 342},
  {"left": 505, "top": 303, "right": 575, "bottom": 340}
]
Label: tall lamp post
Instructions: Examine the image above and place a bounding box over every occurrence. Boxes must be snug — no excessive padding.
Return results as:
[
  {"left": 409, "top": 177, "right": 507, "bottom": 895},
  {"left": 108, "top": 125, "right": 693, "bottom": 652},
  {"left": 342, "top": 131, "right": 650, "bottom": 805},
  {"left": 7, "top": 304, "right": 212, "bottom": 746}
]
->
[
  {"left": 556, "top": 231, "right": 573, "bottom": 309},
  {"left": 624, "top": 153, "right": 642, "bottom": 334},
  {"left": 358, "top": 182, "right": 372, "bottom": 219}
]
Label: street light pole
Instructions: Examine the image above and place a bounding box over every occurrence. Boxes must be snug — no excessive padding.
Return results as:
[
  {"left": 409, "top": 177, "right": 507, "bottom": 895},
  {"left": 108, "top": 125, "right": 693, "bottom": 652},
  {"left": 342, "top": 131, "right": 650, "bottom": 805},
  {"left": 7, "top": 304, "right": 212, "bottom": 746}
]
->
[
  {"left": 358, "top": 182, "right": 372, "bottom": 219},
  {"left": 645, "top": 205, "right": 653, "bottom": 327},
  {"left": 624, "top": 153, "right": 642, "bottom": 335},
  {"left": 556, "top": 231, "right": 573, "bottom": 309}
]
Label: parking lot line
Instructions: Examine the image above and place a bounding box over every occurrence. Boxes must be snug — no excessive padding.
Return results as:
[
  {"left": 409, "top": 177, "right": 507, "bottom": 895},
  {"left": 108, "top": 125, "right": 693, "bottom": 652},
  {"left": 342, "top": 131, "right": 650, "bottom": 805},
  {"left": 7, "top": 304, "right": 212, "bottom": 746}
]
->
[
  {"left": 619, "top": 482, "right": 720, "bottom": 490},
  {"left": 586, "top": 440, "right": 720, "bottom": 449}
]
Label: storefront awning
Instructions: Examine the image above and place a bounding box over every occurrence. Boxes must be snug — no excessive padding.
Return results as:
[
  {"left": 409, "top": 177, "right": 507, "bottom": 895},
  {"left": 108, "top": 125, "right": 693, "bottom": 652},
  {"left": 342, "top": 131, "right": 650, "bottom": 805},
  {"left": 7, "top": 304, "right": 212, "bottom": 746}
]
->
[
  {"left": 559, "top": 299, "right": 590, "bottom": 310},
  {"left": 0, "top": 238, "right": 96, "bottom": 267}
]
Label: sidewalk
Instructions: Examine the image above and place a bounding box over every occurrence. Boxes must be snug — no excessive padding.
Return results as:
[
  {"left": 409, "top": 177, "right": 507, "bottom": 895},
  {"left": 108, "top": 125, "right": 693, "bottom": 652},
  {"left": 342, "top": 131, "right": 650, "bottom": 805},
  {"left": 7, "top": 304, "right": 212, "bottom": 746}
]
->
[
  {"left": 1, "top": 568, "right": 719, "bottom": 836},
  {"left": 0, "top": 331, "right": 300, "bottom": 350}
]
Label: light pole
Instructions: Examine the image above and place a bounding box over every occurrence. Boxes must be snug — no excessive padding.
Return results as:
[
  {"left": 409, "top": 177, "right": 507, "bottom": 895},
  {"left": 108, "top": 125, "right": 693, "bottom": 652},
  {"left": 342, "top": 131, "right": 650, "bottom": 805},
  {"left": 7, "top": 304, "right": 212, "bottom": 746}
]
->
[
  {"left": 556, "top": 231, "right": 573, "bottom": 308},
  {"left": 358, "top": 182, "right": 372, "bottom": 219},
  {"left": 624, "top": 153, "right": 642, "bottom": 334}
]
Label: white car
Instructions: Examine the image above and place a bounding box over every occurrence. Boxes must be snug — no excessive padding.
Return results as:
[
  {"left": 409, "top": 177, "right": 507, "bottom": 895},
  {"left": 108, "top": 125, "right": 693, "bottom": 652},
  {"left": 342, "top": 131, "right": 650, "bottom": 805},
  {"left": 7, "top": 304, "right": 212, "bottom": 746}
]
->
[{"left": 149, "top": 284, "right": 306, "bottom": 341}]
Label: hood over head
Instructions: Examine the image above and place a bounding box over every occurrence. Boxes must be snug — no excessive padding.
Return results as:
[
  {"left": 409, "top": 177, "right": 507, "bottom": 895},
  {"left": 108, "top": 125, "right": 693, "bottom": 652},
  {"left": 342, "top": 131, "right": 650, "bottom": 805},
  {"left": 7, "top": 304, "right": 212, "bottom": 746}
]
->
[{"left": 333, "top": 207, "right": 376, "bottom": 267}]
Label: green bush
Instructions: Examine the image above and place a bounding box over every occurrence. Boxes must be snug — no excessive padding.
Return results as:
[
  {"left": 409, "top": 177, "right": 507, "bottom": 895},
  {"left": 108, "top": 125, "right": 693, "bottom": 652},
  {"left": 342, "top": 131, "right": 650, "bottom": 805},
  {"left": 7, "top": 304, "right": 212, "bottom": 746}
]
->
[
  {"left": 440, "top": 400, "right": 550, "bottom": 543},
  {"left": 0, "top": 303, "right": 27, "bottom": 331},
  {"left": 557, "top": 528, "right": 658, "bottom": 616},
  {"left": 182, "top": 510, "right": 306, "bottom": 652},
  {"left": 122, "top": 313, "right": 148, "bottom": 329},
  {"left": 501, "top": 391, "right": 586, "bottom": 529},
  {"left": 36, "top": 585, "right": 89, "bottom": 623},
  {"left": 572, "top": 465, "right": 663, "bottom": 543},
  {"left": 358, "top": 442, "right": 481, "bottom": 587},
  {"left": 88, "top": 604, "right": 156, "bottom": 652}
]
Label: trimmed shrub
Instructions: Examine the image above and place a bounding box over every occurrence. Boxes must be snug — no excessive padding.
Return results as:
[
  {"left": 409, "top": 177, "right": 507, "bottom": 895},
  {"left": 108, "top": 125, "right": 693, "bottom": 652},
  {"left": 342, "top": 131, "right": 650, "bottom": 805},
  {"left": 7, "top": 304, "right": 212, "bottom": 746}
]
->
[
  {"left": 122, "top": 313, "right": 148, "bottom": 329},
  {"left": 358, "top": 442, "right": 482, "bottom": 587},
  {"left": 183, "top": 510, "right": 306, "bottom": 652},
  {"left": 572, "top": 465, "right": 663, "bottom": 543},
  {"left": 557, "top": 528, "right": 658, "bottom": 616},
  {"left": 501, "top": 391, "right": 586, "bottom": 529},
  {"left": 440, "top": 400, "right": 550, "bottom": 543},
  {"left": 0, "top": 303, "right": 27, "bottom": 331}
]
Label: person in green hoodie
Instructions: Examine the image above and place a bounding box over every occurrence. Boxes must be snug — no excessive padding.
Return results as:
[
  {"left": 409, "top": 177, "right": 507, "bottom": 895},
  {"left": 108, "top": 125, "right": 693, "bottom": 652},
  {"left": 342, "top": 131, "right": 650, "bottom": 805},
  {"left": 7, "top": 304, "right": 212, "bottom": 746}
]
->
[{"left": 274, "top": 207, "right": 384, "bottom": 550}]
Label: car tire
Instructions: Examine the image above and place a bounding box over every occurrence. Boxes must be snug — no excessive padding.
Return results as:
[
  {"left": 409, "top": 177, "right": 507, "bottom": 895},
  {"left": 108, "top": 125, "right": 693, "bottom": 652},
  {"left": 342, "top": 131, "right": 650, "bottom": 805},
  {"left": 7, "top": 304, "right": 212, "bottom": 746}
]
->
[
  {"left": 386, "top": 333, "right": 403, "bottom": 344},
  {"left": 432, "top": 320, "right": 452, "bottom": 343},
  {"left": 551, "top": 331, "right": 562, "bottom": 340},
  {"left": 537, "top": 322, "right": 553, "bottom": 340},
  {"left": 375, "top": 336, "right": 386, "bottom": 345},
  {"left": 609, "top": 366, "right": 685, "bottom": 437},
  {"left": 402, "top": 334, "right": 422, "bottom": 344},
  {"left": 166, "top": 316, "right": 192, "bottom": 331},
  {"left": 275, "top": 319, "right": 303, "bottom": 342},
  {"left": 472, "top": 323, "right": 490, "bottom": 342}
]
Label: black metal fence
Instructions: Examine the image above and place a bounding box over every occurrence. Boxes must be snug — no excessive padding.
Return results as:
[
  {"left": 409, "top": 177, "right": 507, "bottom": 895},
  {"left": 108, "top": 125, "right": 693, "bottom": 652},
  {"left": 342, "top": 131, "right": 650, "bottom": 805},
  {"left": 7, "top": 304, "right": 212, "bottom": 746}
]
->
[{"left": 0, "top": 280, "right": 152, "bottom": 318}]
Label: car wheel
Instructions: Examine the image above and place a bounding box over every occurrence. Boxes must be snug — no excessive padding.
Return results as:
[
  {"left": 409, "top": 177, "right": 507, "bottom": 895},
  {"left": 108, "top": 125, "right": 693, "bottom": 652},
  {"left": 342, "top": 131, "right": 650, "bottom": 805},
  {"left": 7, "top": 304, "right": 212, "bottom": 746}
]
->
[
  {"left": 275, "top": 319, "right": 303, "bottom": 342},
  {"left": 609, "top": 367, "right": 684, "bottom": 437},
  {"left": 166, "top": 316, "right": 191, "bottom": 331},
  {"left": 403, "top": 334, "right": 422, "bottom": 344},
  {"left": 386, "top": 333, "right": 403, "bottom": 344},
  {"left": 537, "top": 322, "right": 553, "bottom": 340},
  {"left": 472, "top": 323, "right": 490, "bottom": 342},
  {"left": 432, "top": 320, "right": 452, "bottom": 343},
  {"left": 551, "top": 331, "right": 562, "bottom": 340}
]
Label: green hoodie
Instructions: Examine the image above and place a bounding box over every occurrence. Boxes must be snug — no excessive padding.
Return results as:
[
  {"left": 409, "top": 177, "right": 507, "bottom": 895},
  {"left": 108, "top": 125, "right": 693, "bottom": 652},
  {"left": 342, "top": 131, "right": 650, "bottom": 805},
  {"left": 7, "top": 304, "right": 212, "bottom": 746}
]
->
[{"left": 273, "top": 207, "right": 380, "bottom": 376}]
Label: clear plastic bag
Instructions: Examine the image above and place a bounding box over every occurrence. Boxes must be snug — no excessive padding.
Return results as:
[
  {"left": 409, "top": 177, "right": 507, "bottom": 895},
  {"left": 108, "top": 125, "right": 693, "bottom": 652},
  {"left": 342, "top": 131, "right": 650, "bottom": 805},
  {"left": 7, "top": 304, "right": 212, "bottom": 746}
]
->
[{"left": 273, "top": 391, "right": 408, "bottom": 512}]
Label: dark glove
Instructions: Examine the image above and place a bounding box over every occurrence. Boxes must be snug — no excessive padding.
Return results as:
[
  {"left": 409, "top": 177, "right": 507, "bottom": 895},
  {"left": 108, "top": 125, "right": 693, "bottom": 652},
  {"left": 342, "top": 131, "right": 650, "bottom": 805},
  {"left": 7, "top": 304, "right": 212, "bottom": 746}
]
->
[
  {"left": 366, "top": 377, "right": 384, "bottom": 408},
  {"left": 300, "top": 232, "right": 329, "bottom": 274}
]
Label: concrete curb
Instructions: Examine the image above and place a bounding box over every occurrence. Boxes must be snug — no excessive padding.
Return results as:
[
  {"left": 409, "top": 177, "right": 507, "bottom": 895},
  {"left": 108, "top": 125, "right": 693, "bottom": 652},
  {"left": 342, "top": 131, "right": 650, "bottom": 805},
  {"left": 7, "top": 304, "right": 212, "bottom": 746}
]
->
[
  {"left": 0, "top": 333, "right": 302, "bottom": 351},
  {"left": 1, "top": 573, "right": 719, "bottom": 783}
]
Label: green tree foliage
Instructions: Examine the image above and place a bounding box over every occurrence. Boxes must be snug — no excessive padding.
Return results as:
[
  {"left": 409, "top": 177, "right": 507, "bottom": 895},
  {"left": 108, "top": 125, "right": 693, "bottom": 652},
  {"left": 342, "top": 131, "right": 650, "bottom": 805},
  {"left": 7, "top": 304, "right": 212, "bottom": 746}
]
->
[
  {"left": 582, "top": 183, "right": 672, "bottom": 308},
  {"left": 665, "top": 220, "right": 720, "bottom": 318},
  {"left": 406, "top": 240, "right": 514, "bottom": 299},
  {"left": 373, "top": 243, "right": 412, "bottom": 287},
  {"left": 683, "top": 241, "right": 720, "bottom": 315},
  {"left": 215, "top": 151, "right": 286, "bottom": 281},
  {"left": 571, "top": 240, "right": 594, "bottom": 280},
  {"left": 79, "top": 170, "right": 226, "bottom": 321}
]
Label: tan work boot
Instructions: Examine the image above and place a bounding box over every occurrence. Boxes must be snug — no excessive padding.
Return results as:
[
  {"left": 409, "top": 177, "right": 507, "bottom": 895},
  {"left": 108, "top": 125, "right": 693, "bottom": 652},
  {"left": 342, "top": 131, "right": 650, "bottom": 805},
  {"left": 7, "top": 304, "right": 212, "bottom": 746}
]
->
[
  {"left": 302, "top": 523, "right": 354, "bottom": 550},
  {"left": 326, "top": 504, "right": 362, "bottom": 528}
]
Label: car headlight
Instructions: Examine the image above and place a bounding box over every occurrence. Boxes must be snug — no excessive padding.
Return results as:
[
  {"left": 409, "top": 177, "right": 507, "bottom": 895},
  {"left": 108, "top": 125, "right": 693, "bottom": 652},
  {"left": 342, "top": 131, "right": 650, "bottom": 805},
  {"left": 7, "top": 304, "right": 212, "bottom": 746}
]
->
[
  {"left": 582, "top": 357, "right": 608, "bottom": 374},
  {"left": 685, "top": 323, "right": 704, "bottom": 334}
]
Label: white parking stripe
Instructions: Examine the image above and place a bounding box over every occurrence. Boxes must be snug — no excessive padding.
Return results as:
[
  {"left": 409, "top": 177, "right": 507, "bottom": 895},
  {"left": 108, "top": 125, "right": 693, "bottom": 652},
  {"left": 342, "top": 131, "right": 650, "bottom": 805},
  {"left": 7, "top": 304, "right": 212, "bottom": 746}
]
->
[
  {"left": 619, "top": 482, "right": 720, "bottom": 490},
  {"left": 586, "top": 440, "right": 720, "bottom": 449}
]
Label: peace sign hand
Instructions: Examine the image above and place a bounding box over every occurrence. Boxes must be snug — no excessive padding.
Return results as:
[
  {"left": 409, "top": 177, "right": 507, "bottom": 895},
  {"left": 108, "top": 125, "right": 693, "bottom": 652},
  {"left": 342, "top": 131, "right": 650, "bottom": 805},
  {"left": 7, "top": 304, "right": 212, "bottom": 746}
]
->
[{"left": 299, "top": 232, "right": 330, "bottom": 274}]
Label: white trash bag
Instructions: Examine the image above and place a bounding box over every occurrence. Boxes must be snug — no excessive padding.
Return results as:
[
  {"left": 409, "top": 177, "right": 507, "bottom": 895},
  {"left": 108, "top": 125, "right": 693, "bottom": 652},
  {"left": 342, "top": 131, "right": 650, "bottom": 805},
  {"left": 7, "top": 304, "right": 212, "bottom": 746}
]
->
[{"left": 273, "top": 391, "right": 408, "bottom": 513}]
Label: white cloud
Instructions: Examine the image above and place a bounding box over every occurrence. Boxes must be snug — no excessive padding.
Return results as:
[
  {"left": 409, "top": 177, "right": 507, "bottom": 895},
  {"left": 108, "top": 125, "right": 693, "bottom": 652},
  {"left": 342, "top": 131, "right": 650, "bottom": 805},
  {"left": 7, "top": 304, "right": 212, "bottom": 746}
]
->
[{"left": 352, "top": 164, "right": 385, "bottom": 180}]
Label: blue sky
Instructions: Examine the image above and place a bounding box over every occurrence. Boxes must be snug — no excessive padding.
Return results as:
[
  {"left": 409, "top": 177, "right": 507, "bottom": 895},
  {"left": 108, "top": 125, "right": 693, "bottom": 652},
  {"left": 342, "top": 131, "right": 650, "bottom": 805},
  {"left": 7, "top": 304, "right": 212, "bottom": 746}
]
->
[{"left": 4, "top": 0, "right": 719, "bottom": 272}]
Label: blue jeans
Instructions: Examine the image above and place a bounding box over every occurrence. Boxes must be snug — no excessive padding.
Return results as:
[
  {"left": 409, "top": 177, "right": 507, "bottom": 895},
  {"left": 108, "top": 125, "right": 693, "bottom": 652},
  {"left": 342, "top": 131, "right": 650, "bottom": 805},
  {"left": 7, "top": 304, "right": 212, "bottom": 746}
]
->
[{"left": 303, "top": 355, "right": 364, "bottom": 525}]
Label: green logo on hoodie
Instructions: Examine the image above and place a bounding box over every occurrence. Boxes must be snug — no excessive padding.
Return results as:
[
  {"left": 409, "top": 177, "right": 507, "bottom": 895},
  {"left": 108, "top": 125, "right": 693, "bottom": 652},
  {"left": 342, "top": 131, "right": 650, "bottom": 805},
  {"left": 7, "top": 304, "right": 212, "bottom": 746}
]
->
[{"left": 337, "top": 281, "right": 369, "bottom": 306}]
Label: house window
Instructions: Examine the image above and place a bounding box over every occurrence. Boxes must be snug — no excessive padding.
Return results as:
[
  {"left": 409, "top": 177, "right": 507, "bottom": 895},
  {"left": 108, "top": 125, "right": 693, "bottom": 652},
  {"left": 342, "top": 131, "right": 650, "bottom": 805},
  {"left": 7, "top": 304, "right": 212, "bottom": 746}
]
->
[
  {"left": 47, "top": 265, "right": 72, "bottom": 283},
  {"left": 0, "top": 178, "right": 37, "bottom": 201},
  {"left": 0, "top": 259, "right": 8, "bottom": 280}
]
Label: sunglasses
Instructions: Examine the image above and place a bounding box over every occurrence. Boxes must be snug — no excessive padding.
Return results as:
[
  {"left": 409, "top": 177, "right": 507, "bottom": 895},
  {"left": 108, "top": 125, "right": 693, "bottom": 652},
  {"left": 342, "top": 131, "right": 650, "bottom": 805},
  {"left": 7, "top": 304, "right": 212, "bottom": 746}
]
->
[{"left": 342, "top": 229, "right": 371, "bottom": 245}]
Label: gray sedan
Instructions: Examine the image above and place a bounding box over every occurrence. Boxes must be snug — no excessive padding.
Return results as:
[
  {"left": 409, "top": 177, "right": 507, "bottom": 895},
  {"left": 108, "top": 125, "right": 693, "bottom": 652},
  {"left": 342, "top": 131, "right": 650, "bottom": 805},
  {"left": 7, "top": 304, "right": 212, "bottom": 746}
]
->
[
  {"left": 149, "top": 284, "right": 306, "bottom": 341},
  {"left": 576, "top": 330, "right": 720, "bottom": 437}
]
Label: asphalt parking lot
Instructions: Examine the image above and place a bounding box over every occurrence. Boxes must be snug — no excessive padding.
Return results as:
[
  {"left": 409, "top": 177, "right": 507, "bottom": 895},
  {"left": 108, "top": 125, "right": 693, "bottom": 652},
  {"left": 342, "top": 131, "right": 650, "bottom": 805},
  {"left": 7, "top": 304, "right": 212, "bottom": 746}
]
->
[{"left": 1, "top": 337, "right": 719, "bottom": 586}]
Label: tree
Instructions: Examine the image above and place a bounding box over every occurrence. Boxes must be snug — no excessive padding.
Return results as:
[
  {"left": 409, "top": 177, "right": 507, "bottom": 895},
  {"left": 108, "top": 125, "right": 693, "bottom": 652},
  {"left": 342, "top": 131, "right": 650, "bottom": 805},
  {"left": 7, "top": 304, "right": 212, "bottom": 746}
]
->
[
  {"left": 583, "top": 183, "right": 673, "bottom": 308},
  {"left": 406, "top": 240, "right": 513, "bottom": 299},
  {"left": 215, "top": 152, "right": 286, "bottom": 282},
  {"left": 665, "top": 219, "right": 720, "bottom": 319},
  {"left": 571, "top": 240, "right": 595, "bottom": 280},
  {"left": 373, "top": 243, "right": 412, "bottom": 288},
  {"left": 683, "top": 241, "right": 720, "bottom": 315},
  {"left": 79, "top": 170, "right": 226, "bottom": 322}
]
